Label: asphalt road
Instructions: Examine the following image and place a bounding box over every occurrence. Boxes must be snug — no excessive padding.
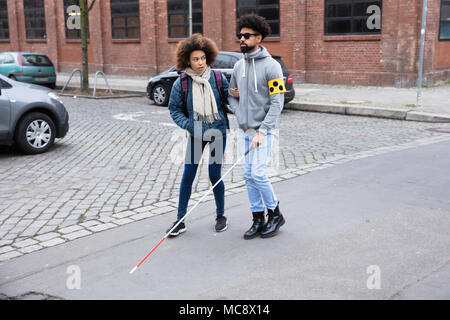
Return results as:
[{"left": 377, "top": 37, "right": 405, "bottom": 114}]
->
[{"left": 1, "top": 136, "right": 449, "bottom": 300}]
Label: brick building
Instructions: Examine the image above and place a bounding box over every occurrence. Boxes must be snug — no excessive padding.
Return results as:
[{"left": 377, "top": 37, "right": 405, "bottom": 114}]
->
[{"left": 0, "top": 0, "right": 449, "bottom": 87}]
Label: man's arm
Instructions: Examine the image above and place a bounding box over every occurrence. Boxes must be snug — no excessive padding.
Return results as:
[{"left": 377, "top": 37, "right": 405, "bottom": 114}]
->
[
  {"left": 251, "top": 60, "right": 284, "bottom": 148},
  {"left": 227, "top": 64, "right": 240, "bottom": 114},
  {"left": 259, "top": 60, "right": 284, "bottom": 135}
]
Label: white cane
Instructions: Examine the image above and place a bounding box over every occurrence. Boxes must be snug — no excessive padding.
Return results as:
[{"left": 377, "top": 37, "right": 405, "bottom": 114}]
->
[{"left": 129, "top": 146, "right": 253, "bottom": 274}]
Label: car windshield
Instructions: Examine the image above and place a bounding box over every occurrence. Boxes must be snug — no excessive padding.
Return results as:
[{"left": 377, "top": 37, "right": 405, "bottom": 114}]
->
[{"left": 21, "top": 54, "right": 53, "bottom": 67}]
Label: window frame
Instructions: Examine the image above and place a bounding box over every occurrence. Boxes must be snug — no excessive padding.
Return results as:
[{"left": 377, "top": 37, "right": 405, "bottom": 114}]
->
[
  {"left": 0, "top": 0, "right": 9, "bottom": 40},
  {"left": 236, "top": 0, "right": 280, "bottom": 37},
  {"left": 439, "top": 0, "right": 450, "bottom": 41},
  {"left": 167, "top": 0, "right": 203, "bottom": 38},
  {"left": 324, "top": 0, "right": 382, "bottom": 36},
  {"left": 110, "top": 0, "right": 141, "bottom": 40},
  {"left": 23, "top": 0, "right": 46, "bottom": 40}
]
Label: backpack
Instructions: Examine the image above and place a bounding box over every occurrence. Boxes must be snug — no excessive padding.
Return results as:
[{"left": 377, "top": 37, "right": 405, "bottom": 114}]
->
[{"left": 180, "top": 69, "right": 230, "bottom": 129}]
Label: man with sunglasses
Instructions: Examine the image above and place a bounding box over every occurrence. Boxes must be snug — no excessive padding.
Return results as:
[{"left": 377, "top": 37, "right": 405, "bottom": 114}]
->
[{"left": 228, "top": 13, "right": 286, "bottom": 239}]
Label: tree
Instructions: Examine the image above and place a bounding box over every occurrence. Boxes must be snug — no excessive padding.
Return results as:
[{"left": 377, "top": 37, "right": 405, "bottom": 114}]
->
[{"left": 79, "top": 0, "right": 97, "bottom": 92}]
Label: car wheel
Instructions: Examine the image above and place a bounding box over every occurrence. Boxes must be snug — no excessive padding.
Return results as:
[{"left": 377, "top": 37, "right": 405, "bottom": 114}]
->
[
  {"left": 152, "top": 83, "right": 170, "bottom": 106},
  {"left": 8, "top": 75, "right": 17, "bottom": 81},
  {"left": 15, "top": 112, "right": 56, "bottom": 155}
]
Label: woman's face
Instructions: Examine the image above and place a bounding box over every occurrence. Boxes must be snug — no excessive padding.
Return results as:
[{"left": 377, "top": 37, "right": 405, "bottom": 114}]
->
[{"left": 189, "top": 50, "right": 207, "bottom": 73}]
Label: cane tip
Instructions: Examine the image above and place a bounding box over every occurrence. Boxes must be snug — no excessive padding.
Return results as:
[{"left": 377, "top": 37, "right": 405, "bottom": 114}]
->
[{"left": 129, "top": 266, "right": 137, "bottom": 274}]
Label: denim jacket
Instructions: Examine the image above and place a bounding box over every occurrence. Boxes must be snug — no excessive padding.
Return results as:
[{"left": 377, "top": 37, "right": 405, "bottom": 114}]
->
[{"left": 168, "top": 70, "right": 229, "bottom": 140}]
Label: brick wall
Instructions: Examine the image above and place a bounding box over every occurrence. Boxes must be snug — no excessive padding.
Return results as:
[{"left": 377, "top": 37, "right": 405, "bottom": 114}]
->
[{"left": 0, "top": 0, "right": 448, "bottom": 87}]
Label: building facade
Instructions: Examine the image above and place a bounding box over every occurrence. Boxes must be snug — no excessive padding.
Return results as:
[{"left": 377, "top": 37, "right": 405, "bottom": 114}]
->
[{"left": 0, "top": 0, "right": 449, "bottom": 87}]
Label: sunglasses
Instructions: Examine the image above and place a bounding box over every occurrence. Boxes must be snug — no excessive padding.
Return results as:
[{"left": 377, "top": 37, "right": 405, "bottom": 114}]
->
[{"left": 237, "top": 32, "right": 260, "bottom": 40}]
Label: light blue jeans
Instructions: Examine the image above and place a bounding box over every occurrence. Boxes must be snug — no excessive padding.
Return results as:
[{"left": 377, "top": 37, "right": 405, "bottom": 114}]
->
[{"left": 238, "top": 129, "right": 278, "bottom": 212}]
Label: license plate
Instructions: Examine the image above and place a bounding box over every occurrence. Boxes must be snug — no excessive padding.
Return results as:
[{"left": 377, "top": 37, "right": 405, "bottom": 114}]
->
[{"left": 35, "top": 77, "right": 48, "bottom": 81}]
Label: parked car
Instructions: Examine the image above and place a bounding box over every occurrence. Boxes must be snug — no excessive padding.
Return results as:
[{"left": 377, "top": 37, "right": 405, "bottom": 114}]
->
[
  {"left": 0, "top": 52, "right": 57, "bottom": 89},
  {"left": 146, "top": 51, "right": 295, "bottom": 106},
  {"left": 0, "top": 74, "right": 69, "bottom": 154}
]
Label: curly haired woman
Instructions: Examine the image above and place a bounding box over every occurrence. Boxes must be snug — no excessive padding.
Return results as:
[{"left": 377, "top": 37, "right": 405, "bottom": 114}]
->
[{"left": 167, "top": 33, "right": 229, "bottom": 237}]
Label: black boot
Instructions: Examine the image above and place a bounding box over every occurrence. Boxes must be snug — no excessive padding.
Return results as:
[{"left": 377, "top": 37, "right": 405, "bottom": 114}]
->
[
  {"left": 243, "top": 211, "right": 265, "bottom": 240},
  {"left": 261, "top": 202, "right": 285, "bottom": 238}
]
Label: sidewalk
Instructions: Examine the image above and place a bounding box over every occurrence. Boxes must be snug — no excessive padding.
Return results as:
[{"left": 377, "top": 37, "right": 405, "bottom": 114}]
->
[
  {"left": 56, "top": 72, "right": 450, "bottom": 122},
  {"left": 287, "top": 82, "right": 450, "bottom": 123}
]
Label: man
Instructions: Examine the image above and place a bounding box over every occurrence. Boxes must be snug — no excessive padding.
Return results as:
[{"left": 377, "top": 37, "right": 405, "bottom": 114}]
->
[{"left": 228, "top": 13, "right": 286, "bottom": 239}]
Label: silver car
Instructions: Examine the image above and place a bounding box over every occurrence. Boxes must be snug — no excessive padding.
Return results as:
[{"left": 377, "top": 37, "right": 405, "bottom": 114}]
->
[{"left": 0, "top": 74, "right": 69, "bottom": 154}]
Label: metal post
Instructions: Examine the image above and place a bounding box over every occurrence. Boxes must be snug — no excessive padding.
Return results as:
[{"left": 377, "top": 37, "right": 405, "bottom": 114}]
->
[
  {"left": 417, "top": 0, "right": 428, "bottom": 109},
  {"left": 188, "top": 0, "right": 193, "bottom": 36}
]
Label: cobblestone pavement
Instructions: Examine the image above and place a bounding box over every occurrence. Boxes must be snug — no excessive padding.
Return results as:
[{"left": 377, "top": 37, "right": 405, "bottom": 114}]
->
[{"left": 1, "top": 96, "right": 450, "bottom": 261}]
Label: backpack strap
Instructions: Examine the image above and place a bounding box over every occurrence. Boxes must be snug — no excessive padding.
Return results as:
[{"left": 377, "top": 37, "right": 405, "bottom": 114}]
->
[
  {"left": 213, "top": 69, "right": 223, "bottom": 101},
  {"left": 180, "top": 72, "right": 189, "bottom": 117},
  {"left": 212, "top": 69, "right": 230, "bottom": 129}
]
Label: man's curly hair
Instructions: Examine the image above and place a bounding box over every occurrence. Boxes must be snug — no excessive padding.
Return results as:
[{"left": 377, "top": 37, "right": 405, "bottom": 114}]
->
[
  {"left": 237, "top": 13, "right": 271, "bottom": 40},
  {"left": 175, "top": 33, "right": 219, "bottom": 70}
]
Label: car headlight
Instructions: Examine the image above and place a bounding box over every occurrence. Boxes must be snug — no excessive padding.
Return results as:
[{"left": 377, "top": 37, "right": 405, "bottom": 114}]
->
[{"left": 48, "top": 92, "right": 63, "bottom": 103}]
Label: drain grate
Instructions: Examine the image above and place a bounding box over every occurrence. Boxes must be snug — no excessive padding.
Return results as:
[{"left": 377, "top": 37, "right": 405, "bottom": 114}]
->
[{"left": 426, "top": 128, "right": 450, "bottom": 134}]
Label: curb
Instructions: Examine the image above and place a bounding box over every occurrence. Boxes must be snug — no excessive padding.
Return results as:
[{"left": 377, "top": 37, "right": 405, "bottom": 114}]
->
[
  {"left": 285, "top": 101, "right": 450, "bottom": 123},
  {"left": 59, "top": 92, "right": 145, "bottom": 99}
]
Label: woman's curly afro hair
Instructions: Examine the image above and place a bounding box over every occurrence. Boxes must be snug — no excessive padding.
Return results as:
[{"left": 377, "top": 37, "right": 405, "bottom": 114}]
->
[
  {"left": 175, "top": 33, "right": 219, "bottom": 70},
  {"left": 237, "top": 13, "right": 272, "bottom": 40}
]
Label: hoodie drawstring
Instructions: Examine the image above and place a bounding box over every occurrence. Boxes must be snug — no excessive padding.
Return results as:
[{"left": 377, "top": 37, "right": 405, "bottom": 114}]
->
[
  {"left": 252, "top": 58, "right": 258, "bottom": 93},
  {"left": 242, "top": 56, "right": 258, "bottom": 93}
]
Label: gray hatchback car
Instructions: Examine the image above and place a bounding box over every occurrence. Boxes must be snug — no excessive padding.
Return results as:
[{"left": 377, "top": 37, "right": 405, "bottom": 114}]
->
[{"left": 0, "top": 74, "right": 69, "bottom": 154}]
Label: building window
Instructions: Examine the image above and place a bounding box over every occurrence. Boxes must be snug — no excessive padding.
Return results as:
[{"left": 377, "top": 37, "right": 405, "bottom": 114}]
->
[
  {"left": 0, "top": 0, "right": 9, "bottom": 40},
  {"left": 440, "top": 0, "right": 450, "bottom": 40},
  {"left": 110, "top": 0, "right": 140, "bottom": 39},
  {"left": 24, "top": 0, "right": 46, "bottom": 40},
  {"left": 324, "top": 0, "right": 382, "bottom": 35},
  {"left": 167, "top": 0, "right": 203, "bottom": 38},
  {"left": 64, "top": 0, "right": 90, "bottom": 40},
  {"left": 236, "top": 0, "right": 280, "bottom": 37}
]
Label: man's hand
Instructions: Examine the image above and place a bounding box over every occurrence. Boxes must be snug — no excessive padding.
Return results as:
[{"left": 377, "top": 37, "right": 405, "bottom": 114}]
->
[
  {"left": 229, "top": 88, "right": 240, "bottom": 98},
  {"left": 251, "top": 131, "right": 265, "bottom": 149}
]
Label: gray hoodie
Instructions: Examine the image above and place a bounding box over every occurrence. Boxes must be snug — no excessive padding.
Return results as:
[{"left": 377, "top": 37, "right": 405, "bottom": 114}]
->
[{"left": 228, "top": 45, "right": 284, "bottom": 134}]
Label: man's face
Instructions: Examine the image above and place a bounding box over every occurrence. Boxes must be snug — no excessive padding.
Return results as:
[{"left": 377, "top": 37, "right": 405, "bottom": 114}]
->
[{"left": 238, "top": 27, "right": 261, "bottom": 54}]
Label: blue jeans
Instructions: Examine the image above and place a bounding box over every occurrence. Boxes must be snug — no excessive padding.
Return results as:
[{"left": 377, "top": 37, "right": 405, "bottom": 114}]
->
[
  {"left": 177, "top": 135, "right": 227, "bottom": 220},
  {"left": 238, "top": 129, "right": 278, "bottom": 212}
]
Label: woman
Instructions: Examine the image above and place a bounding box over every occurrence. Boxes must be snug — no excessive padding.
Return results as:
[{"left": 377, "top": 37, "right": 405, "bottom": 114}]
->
[{"left": 167, "top": 33, "right": 229, "bottom": 237}]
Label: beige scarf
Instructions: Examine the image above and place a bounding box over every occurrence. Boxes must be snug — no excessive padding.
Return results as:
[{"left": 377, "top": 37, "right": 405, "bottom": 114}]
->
[{"left": 185, "top": 66, "right": 220, "bottom": 124}]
